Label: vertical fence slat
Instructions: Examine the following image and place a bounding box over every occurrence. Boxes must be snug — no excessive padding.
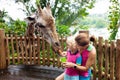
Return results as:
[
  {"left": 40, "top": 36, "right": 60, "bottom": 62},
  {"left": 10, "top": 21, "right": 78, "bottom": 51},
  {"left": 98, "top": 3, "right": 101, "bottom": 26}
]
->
[
  {"left": 37, "top": 36, "right": 40, "bottom": 65},
  {"left": 57, "top": 57, "right": 61, "bottom": 68},
  {"left": 42, "top": 37, "right": 45, "bottom": 66},
  {"left": 110, "top": 41, "right": 115, "bottom": 80},
  {"left": 11, "top": 34, "right": 15, "bottom": 64},
  {"left": 28, "top": 37, "right": 32, "bottom": 64},
  {"left": 104, "top": 40, "right": 109, "bottom": 80},
  {"left": 45, "top": 42, "right": 47, "bottom": 65},
  {"left": 6, "top": 34, "right": 10, "bottom": 65},
  {"left": 24, "top": 36, "right": 28, "bottom": 65},
  {"left": 32, "top": 36, "right": 36, "bottom": 64},
  {"left": 92, "top": 38, "right": 97, "bottom": 80},
  {"left": 98, "top": 37, "right": 103, "bottom": 80},
  {"left": 53, "top": 51, "right": 56, "bottom": 67},
  {"left": 0, "top": 29, "right": 6, "bottom": 69},
  {"left": 116, "top": 39, "right": 120, "bottom": 80},
  {"left": 61, "top": 35, "right": 64, "bottom": 52},
  {"left": 20, "top": 36, "right": 24, "bottom": 64},
  {"left": 47, "top": 42, "right": 50, "bottom": 66},
  {"left": 15, "top": 35, "right": 20, "bottom": 64}
]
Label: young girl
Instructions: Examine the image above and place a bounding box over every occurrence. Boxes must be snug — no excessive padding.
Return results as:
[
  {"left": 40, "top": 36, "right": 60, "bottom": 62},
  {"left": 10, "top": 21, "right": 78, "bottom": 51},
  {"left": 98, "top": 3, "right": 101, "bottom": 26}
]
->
[{"left": 60, "top": 36, "right": 82, "bottom": 80}]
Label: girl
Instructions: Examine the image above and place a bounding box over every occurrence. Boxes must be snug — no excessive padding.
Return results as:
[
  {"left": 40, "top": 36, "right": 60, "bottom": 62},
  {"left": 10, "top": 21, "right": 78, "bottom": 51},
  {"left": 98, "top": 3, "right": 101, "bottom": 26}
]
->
[{"left": 60, "top": 36, "right": 82, "bottom": 80}]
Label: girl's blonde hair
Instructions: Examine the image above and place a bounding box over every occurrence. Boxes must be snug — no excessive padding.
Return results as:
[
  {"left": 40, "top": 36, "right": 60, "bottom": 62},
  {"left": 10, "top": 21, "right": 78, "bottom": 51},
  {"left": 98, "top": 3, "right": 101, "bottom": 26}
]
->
[{"left": 66, "top": 36, "right": 76, "bottom": 46}]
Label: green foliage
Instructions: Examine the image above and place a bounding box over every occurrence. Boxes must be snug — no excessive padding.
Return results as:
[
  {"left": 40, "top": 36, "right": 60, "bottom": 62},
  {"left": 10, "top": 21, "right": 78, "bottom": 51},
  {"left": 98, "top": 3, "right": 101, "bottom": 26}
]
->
[
  {"left": 36, "top": 0, "right": 40, "bottom": 6},
  {"left": 0, "top": 23, "right": 9, "bottom": 33},
  {"left": 54, "top": 0, "right": 96, "bottom": 27},
  {"left": 57, "top": 24, "right": 71, "bottom": 36},
  {"left": 0, "top": 10, "right": 8, "bottom": 23},
  {"left": 9, "top": 19, "right": 27, "bottom": 35},
  {"left": 0, "top": 10, "right": 11, "bottom": 33},
  {"left": 0, "top": 9, "right": 27, "bottom": 35},
  {"left": 108, "top": 0, "right": 120, "bottom": 40}
]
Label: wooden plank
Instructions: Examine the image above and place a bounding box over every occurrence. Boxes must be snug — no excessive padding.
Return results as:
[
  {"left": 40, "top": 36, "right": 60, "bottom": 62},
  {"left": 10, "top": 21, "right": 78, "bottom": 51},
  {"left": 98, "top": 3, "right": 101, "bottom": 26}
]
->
[
  {"left": 42, "top": 37, "right": 45, "bottom": 66},
  {"left": 116, "top": 39, "right": 120, "bottom": 80},
  {"left": 61, "top": 35, "right": 64, "bottom": 51},
  {"left": 15, "top": 34, "right": 20, "bottom": 64},
  {"left": 46, "top": 42, "right": 50, "bottom": 66},
  {"left": 10, "top": 34, "right": 15, "bottom": 64},
  {"left": 24, "top": 36, "right": 28, "bottom": 65},
  {"left": 6, "top": 36, "right": 42, "bottom": 41},
  {"left": 32, "top": 36, "right": 36, "bottom": 64},
  {"left": 92, "top": 38, "right": 97, "bottom": 80},
  {"left": 28, "top": 37, "right": 32, "bottom": 64},
  {"left": 37, "top": 35, "right": 40, "bottom": 65},
  {"left": 57, "top": 56, "right": 61, "bottom": 68},
  {"left": 6, "top": 34, "right": 10, "bottom": 65},
  {"left": 110, "top": 41, "right": 115, "bottom": 80},
  {"left": 20, "top": 36, "right": 24, "bottom": 64},
  {"left": 53, "top": 51, "right": 56, "bottom": 67},
  {"left": 104, "top": 40, "right": 109, "bottom": 80},
  {"left": 0, "top": 29, "right": 6, "bottom": 69},
  {"left": 98, "top": 37, "right": 103, "bottom": 80}
]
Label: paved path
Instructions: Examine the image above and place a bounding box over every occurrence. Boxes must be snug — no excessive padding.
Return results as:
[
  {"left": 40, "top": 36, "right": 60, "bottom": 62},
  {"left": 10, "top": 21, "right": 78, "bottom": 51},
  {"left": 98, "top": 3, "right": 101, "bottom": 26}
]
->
[{"left": 0, "top": 65, "right": 64, "bottom": 80}]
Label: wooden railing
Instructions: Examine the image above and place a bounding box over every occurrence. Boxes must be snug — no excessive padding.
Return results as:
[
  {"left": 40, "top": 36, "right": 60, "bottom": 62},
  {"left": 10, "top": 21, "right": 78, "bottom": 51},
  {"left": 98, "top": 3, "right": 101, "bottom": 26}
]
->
[{"left": 0, "top": 29, "right": 120, "bottom": 80}]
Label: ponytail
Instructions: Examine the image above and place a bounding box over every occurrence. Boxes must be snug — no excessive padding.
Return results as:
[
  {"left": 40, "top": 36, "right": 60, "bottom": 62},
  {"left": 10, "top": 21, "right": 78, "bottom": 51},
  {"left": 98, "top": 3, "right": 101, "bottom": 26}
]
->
[{"left": 90, "top": 35, "right": 96, "bottom": 42}]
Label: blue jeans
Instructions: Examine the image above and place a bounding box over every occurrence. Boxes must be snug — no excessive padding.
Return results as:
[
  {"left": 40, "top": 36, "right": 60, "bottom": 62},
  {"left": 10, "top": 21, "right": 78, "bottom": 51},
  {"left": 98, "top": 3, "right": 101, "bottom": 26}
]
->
[
  {"left": 79, "top": 76, "right": 91, "bottom": 80},
  {"left": 64, "top": 74, "right": 79, "bottom": 80},
  {"left": 79, "top": 69, "right": 91, "bottom": 80}
]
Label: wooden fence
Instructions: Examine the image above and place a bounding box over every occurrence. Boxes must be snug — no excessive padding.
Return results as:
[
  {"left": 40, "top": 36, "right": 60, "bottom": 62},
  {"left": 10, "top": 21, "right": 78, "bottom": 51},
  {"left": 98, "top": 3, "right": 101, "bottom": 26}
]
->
[{"left": 0, "top": 29, "right": 120, "bottom": 80}]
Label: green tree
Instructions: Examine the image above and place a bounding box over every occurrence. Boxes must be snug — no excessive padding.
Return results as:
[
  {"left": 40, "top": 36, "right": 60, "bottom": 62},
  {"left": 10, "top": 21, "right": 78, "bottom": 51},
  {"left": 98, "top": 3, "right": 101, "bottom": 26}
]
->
[
  {"left": 14, "top": 0, "right": 96, "bottom": 35},
  {"left": 0, "top": 9, "right": 27, "bottom": 34},
  {"left": 108, "top": 0, "right": 120, "bottom": 40},
  {"left": 0, "top": 10, "right": 10, "bottom": 33},
  {"left": 9, "top": 19, "right": 27, "bottom": 35}
]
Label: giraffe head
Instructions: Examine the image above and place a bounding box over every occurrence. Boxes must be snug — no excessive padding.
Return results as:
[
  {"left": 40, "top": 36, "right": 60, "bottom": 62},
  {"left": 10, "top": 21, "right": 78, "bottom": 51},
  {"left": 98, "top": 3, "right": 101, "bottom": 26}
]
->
[{"left": 25, "top": 3, "right": 62, "bottom": 55}]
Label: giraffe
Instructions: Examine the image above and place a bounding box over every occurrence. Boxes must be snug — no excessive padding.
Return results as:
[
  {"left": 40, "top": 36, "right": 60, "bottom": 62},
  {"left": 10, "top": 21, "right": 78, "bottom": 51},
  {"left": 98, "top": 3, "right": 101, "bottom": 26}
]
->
[{"left": 24, "top": 3, "right": 62, "bottom": 56}]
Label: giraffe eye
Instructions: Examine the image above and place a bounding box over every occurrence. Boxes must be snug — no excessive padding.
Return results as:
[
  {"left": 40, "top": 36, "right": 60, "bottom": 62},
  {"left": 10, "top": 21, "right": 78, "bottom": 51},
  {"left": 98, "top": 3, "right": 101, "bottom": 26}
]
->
[
  {"left": 35, "top": 23, "right": 45, "bottom": 28},
  {"left": 39, "top": 24, "right": 45, "bottom": 28},
  {"left": 27, "top": 17, "right": 35, "bottom": 21}
]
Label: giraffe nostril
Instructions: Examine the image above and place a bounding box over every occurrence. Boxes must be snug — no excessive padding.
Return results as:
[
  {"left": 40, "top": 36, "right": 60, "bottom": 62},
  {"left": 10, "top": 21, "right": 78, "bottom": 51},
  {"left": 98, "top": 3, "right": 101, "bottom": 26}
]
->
[{"left": 55, "top": 42, "right": 60, "bottom": 46}]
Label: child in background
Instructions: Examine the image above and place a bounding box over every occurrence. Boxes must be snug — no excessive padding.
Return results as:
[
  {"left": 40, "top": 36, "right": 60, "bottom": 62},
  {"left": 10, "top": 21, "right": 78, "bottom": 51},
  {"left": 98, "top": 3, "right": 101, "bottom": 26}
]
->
[{"left": 60, "top": 36, "right": 82, "bottom": 80}]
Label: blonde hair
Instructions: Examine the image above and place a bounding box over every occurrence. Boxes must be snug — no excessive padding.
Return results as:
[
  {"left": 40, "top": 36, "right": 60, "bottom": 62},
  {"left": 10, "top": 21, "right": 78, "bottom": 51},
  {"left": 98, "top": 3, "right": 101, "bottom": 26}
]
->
[{"left": 66, "top": 36, "right": 75, "bottom": 46}]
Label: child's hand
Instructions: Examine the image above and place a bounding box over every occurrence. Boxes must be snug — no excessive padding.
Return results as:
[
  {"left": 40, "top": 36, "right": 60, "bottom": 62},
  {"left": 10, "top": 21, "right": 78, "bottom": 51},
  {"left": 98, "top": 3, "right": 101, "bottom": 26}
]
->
[{"left": 62, "top": 62, "right": 75, "bottom": 68}]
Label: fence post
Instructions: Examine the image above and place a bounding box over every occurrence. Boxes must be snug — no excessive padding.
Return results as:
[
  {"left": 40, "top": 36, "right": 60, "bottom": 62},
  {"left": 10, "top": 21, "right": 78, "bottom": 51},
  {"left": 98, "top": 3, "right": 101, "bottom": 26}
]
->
[
  {"left": 98, "top": 37, "right": 103, "bottom": 80},
  {"left": 116, "top": 39, "right": 120, "bottom": 80},
  {"left": 0, "top": 29, "right": 6, "bottom": 70}
]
